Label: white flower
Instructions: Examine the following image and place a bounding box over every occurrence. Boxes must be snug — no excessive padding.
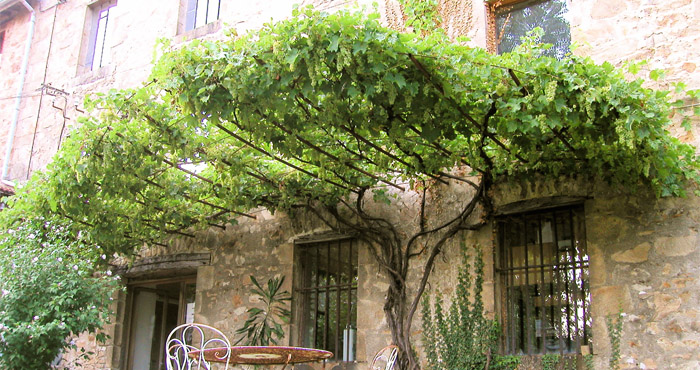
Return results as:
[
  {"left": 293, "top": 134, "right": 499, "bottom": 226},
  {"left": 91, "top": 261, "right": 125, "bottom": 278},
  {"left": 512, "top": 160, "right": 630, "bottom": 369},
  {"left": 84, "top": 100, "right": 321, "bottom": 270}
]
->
[
  {"left": 32, "top": 257, "right": 38, "bottom": 263},
  {"left": 72, "top": 265, "right": 79, "bottom": 271},
  {"left": 106, "top": 270, "right": 113, "bottom": 276},
  {"left": 33, "top": 316, "right": 39, "bottom": 321},
  {"left": 7, "top": 229, "right": 14, "bottom": 234},
  {"left": 101, "top": 254, "right": 107, "bottom": 260},
  {"left": 1, "top": 289, "right": 9, "bottom": 296},
  {"left": 0, "top": 323, "right": 5, "bottom": 330},
  {"left": 28, "top": 234, "right": 36, "bottom": 239},
  {"left": 621, "top": 312, "right": 627, "bottom": 317},
  {"left": 57, "top": 257, "right": 63, "bottom": 262}
]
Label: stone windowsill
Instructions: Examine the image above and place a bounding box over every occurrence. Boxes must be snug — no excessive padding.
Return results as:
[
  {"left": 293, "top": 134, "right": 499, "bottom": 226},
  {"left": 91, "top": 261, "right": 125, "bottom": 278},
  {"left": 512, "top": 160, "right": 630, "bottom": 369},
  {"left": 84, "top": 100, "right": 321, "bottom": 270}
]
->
[{"left": 175, "top": 19, "right": 223, "bottom": 44}]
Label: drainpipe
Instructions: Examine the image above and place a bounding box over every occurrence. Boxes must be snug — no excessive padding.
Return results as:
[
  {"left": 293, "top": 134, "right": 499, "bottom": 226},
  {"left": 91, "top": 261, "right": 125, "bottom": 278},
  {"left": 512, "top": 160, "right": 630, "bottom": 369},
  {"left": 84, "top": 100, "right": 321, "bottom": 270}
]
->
[{"left": 1, "top": 0, "right": 36, "bottom": 181}]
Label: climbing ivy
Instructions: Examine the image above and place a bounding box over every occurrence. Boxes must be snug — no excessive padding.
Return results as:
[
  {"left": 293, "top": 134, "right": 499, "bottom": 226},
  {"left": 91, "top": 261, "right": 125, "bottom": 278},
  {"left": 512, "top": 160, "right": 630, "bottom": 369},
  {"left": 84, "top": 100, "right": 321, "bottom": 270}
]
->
[
  {"left": 421, "top": 244, "right": 499, "bottom": 370},
  {"left": 606, "top": 309, "right": 625, "bottom": 370},
  {"left": 399, "top": 0, "right": 441, "bottom": 34}
]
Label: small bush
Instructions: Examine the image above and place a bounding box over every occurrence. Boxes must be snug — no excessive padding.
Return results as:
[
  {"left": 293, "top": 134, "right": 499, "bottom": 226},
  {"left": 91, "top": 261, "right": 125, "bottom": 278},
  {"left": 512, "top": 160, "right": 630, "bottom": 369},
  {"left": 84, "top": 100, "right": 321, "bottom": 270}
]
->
[{"left": 0, "top": 217, "right": 118, "bottom": 370}]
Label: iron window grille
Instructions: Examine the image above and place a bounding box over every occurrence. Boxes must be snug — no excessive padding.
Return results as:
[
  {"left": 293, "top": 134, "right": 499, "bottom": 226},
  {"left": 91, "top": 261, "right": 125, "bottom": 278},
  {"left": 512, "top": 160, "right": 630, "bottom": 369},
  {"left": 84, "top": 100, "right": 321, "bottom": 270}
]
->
[
  {"left": 296, "top": 238, "right": 358, "bottom": 361},
  {"left": 496, "top": 205, "right": 591, "bottom": 355},
  {"left": 493, "top": 0, "right": 571, "bottom": 59}
]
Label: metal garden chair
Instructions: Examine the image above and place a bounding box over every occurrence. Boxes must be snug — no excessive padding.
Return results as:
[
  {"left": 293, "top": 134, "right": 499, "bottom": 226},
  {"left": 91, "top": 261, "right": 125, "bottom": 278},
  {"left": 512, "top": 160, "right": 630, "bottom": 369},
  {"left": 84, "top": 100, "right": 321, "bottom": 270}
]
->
[
  {"left": 165, "top": 323, "right": 232, "bottom": 370},
  {"left": 369, "top": 345, "right": 399, "bottom": 370}
]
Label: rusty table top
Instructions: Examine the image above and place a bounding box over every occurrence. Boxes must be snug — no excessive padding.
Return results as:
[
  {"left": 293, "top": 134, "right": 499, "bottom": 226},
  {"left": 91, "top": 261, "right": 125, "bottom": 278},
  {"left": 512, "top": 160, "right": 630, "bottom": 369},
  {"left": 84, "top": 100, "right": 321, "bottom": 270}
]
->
[{"left": 190, "top": 346, "right": 333, "bottom": 365}]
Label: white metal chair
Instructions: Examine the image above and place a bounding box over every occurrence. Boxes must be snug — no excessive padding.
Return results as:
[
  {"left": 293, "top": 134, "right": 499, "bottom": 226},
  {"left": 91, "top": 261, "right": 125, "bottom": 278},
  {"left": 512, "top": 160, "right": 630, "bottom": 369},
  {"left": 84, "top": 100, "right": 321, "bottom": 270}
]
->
[
  {"left": 165, "top": 323, "right": 232, "bottom": 370},
  {"left": 369, "top": 345, "right": 399, "bottom": 370}
]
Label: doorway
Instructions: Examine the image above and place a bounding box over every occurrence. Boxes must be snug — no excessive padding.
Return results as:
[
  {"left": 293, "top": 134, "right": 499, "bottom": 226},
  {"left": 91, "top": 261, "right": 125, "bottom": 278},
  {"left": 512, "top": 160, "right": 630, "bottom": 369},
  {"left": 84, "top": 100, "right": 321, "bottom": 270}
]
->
[{"left": 126, "top": 277, "right": 196, "bottom": 370}]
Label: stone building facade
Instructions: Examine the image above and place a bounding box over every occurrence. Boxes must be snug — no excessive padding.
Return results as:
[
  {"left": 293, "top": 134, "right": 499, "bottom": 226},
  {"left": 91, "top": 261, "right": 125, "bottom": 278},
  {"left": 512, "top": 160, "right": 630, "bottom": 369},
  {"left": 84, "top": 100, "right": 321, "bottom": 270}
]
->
[{"left": 0, "top": 0, "right": 699, "bottom": 369}]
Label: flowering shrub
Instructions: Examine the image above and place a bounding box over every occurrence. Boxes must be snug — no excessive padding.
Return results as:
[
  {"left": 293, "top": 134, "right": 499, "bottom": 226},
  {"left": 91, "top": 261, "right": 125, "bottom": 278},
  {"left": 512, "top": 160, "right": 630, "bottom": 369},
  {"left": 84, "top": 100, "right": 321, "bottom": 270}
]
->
[{"left": 0, "top": 217, "right": 118, "bottom": 370}]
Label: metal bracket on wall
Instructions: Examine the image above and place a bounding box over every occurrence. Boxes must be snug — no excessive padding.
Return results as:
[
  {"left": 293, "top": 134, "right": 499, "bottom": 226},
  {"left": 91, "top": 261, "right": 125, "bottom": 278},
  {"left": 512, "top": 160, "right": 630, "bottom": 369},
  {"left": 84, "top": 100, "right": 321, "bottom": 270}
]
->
[{"left": 40, "top": 83, "right": 69, "bottom": 97}]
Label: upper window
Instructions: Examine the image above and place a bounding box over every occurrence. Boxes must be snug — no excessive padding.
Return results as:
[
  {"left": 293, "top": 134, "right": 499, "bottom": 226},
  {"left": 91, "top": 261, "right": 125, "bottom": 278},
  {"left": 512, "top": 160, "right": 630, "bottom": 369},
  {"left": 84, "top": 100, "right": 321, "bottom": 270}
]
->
[
  {"left": 85, "top": 1, "right": 117, "bottom": 71},
  {"left": 295, "top": 238, "right": 358, "bottom": 361},
  {"left": 0, "top": 30, "right": 5, "bottom": 55},
  {"left": 184, "top": 0, "right": 221, "bottom": 31},
  {"left": 493, "top": 0, "right": 571, "bottom": 59},
  {"left": 496, "top": 205, "right": 591, "bottom": 356}
]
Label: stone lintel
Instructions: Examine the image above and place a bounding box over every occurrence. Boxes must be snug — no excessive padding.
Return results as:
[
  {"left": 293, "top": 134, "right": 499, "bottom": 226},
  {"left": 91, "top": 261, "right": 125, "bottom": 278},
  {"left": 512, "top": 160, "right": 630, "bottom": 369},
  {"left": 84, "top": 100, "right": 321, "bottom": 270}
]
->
[
  {"left": 116, "top": 252, "right": 211, "bottom": 279},
  {"left": 494, "top": 195, "right": 590, "bottom": 215}
]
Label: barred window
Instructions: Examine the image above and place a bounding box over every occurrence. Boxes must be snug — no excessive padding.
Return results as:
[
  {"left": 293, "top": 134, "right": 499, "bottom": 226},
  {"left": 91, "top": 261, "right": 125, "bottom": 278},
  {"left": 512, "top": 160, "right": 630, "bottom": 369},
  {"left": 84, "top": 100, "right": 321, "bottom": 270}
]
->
[
  {"left": 496, "top": 205, "right": 591, "bottom": 355},
  {"left": 296, "top": 238, "right": 358, "bottom": 361},
  {"left": 493, "top": 0, "right": 571, "bottom": 59}
]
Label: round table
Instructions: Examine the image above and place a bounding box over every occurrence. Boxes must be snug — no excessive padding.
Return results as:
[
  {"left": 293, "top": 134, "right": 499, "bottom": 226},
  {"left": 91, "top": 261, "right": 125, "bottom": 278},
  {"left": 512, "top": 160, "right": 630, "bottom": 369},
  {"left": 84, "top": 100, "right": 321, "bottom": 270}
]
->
[{"left": 191, "top": 346, "right": 333, "bottom": 367}]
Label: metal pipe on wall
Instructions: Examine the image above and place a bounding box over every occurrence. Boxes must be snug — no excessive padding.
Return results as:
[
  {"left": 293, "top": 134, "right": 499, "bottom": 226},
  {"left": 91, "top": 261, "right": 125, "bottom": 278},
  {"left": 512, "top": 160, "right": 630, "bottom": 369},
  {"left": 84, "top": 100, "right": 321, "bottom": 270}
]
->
[
  {"left": 27, "top": 1, "right": 61, "bottom": 179},
  {"left": 1, "top": 0, "right": 36, "bottom": 181}
]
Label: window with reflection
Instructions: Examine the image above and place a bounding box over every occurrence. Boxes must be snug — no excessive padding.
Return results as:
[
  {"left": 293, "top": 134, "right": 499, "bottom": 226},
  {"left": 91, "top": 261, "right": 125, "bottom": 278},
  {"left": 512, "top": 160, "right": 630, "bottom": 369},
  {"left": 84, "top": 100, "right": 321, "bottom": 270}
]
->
[
  {"left": 85, "top": 0, "right": 117, "bottom": 71},
  {"left": 127, "top": 278, "right": 196, "bottom": 370},
  {"left": 184, "top": 0, "right": 221, "bottom": 31},
  {"left": 296, "top": 238, "right": 358, "bottom": 361},
  {"left": 496, "top": 205, "right": 591, "bottom": 355},
  {"left": 494, "top": 0, "right": 571, "bottom": 59}
]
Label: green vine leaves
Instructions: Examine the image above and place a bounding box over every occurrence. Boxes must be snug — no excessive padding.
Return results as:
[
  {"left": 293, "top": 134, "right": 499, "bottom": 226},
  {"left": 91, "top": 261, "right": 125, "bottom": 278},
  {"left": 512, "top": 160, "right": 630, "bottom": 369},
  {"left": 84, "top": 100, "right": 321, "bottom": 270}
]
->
[{"left": 6, "top": 7, "right": 699, "bottom": 255}]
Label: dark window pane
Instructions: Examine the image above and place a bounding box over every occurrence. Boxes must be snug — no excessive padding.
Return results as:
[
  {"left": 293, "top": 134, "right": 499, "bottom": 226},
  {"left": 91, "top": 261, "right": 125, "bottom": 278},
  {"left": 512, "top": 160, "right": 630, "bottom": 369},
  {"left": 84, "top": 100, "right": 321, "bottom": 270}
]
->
[
  {"left": 498, "top": 206, "right": 590, "bottom": 355},
  {"left": 298, "top": 239, "right": 358, "bottom": 361},
  {"left": 496, "top": 0, "right": 571, "bottom": 59}
]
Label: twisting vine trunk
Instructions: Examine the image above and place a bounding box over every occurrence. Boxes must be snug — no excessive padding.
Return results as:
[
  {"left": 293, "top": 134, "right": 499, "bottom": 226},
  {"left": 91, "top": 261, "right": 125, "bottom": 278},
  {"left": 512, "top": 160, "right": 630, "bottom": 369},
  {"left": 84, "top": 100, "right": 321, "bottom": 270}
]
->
[{"left": 312, "top": 177, "right": 491, "bottom": 370}]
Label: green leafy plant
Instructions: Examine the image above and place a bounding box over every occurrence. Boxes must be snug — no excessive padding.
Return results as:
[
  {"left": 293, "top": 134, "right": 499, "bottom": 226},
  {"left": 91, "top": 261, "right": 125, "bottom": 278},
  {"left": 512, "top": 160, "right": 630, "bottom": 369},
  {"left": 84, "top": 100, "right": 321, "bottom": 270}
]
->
[
  {"left": 235, "top": 276, "right": 291, "bottom": 346},
  {"left": 491, "top": 355, "right": 520, "bottom": 370},
  {"left": 584, "top": 354, "right": 595, "bottom": 370},
  {"left": 606, "top": 308, "right": 624, "bottom": 370},
  {"left": 421, "top": 244, "right": 500, "bottom": 370},
  {"left": 399, "top": 0, "right": 441, "bottom": 34},
  {"left": 0, "top": 217, "right": 118, "bottom": 370},
  {"left": 542, "top": 354, "right": 560, "bottom": 370}
]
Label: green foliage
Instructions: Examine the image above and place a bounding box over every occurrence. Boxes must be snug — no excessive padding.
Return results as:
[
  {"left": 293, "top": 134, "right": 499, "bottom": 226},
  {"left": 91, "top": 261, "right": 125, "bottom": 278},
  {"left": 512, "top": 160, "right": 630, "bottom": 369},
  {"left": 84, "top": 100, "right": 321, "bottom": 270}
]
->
[
  {"left": 606, "top": 309, "right": 624, "bottom": 370},
  {"left": 491, "top": 355, "right": 520, "bottom": 370},
  {"left": 399, "top": 0, "right": 441, "bottom": 34},
  {"left": 584, "top": 354, "right": 595, "bottom": 370},
  {"left": 0, "top": 217, "right": 118, "bottom": 370},
  {"left": 1, "top": 7, "right": 695, "bottom": 256},
  {"left": 421, "top": 244, "right": 499, "bottom": 370},
  {"left": 235, "top": 276, "right": 291, "bottom": 346},
  {"left": 542, "top": 354, "right": 560, "bottom": 370}
]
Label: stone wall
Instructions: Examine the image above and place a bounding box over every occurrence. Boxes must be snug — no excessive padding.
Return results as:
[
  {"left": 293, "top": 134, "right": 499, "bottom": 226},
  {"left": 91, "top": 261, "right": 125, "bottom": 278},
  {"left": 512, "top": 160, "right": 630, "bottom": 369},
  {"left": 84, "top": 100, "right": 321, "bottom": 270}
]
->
[{"left": 3, "top": 1, "right": 700, "bottom": 370}]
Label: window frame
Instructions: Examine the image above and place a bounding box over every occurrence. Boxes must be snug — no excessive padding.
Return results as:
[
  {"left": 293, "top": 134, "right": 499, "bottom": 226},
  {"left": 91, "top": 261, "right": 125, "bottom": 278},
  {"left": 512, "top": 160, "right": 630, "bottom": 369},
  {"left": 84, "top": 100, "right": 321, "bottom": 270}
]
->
[
  {"left": 0, "top": 30, "right": 5, "bottom": 55},
  {"left": 495, "top": 204, "right": 591, "bottom": 356},
  {"left": 123, "top": 276, "right": 197, "bottom": 370},
  {"left": 486, "top": 0, "right": 571, "bottom": 57},
  {"left": 293, "top": 237, "right": 358, "bottom": 362},
  {"left": 178, "top": 0, "right": 222, "bottom": 35},
  {"left": 78, "top": 0, "right": 117, "bottom": 74}
]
